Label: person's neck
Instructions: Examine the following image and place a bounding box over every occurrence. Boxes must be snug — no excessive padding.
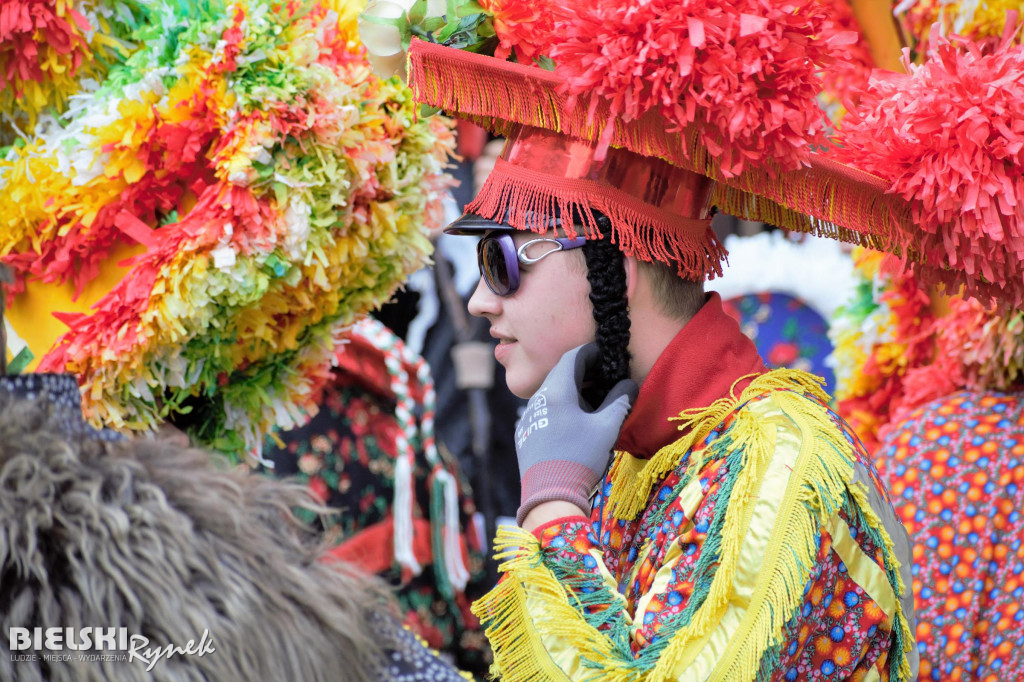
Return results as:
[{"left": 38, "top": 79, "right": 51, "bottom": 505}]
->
[{"left": 627, "top": 305, "right": 691, "bottom": 386}]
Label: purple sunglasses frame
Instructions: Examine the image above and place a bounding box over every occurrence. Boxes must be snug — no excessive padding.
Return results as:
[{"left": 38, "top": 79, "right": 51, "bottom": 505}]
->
[{"left": 477, "top": 232, "right": 588, "bottom": 296}]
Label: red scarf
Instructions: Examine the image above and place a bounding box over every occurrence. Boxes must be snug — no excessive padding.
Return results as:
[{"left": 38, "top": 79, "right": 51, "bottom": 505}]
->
[{"left": 616, "top": 292, "right": 766, "bottom": 459}]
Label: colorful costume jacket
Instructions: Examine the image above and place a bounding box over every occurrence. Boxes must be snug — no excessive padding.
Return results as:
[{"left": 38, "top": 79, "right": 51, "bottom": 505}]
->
[{"left": 473, "top": 294, "right": 917, "bottom": 681}]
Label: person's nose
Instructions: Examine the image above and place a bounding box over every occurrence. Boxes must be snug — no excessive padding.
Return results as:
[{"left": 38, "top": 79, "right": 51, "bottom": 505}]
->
[{"left": 468, "top": 278, "right": 501, "bottom": 318}]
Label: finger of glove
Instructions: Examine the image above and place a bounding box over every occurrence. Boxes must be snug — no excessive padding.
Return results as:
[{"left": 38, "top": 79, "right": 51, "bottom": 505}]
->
[
  {"left": 570, "top": 342, "right": 600, "bottom": 390},
  {"left": 597, "top": 378, "right": 639, "bottom": 411},
  {"left": 580, "top": 390, "right": 635, "bottom": 441},
  {"left": 515, "top": 343, "right": 605, "bottom": 475}
]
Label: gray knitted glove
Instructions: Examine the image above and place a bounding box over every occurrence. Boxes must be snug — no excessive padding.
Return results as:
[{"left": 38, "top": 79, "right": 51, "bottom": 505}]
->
[{"left": 515, "top": 343, "right": 639, "bottom": 527}]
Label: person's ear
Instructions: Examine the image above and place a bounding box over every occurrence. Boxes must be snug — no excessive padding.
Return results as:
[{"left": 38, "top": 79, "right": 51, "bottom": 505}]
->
[{"left": 623, "top": 255, "right": 640, "bottom": 301}]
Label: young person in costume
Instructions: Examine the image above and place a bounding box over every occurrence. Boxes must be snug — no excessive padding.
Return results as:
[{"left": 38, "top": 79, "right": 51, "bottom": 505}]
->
[
  {"left": 390, "top": 0, "right": 1023, "bottom": 678},
  {"left": 457, "top": 157, "right": 915, "bottom": 682}
]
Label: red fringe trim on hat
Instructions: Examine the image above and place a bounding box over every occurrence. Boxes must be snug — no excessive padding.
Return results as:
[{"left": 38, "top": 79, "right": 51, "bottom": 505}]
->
[
  {"left": 410, "top": 40, "right": 705, "bottom": 170},
  {"left": 409, "top": 40, "right": 909, "bottom": 263},
  {"left": 468, "top": 158, "right": 725, "bottom": 280}
]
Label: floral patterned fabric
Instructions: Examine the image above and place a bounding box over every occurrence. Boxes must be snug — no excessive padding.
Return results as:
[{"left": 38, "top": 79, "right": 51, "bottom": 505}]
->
[
  {"left": 265, "top": 376, "right": 492, "bottom": 677},
  {"left": 723, "top": 292, "right": 836, "bottom": 394},
  {"left": 876, "top": 390, "right": 1024, "bottom": 681}
]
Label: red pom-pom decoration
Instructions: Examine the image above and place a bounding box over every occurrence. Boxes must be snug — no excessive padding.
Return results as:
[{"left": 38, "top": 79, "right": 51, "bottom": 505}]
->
[
  {"left": 834, "top": 31, "right": 1024, "bottom": 307},
  {"left": 545, "top": 0, "right": 857, "bottom": 177}
]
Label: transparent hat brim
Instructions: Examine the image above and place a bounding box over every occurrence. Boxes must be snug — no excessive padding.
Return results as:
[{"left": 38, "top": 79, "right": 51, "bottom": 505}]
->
[{"left": 444, "top": 209, "right": 567, "bottom": 236}]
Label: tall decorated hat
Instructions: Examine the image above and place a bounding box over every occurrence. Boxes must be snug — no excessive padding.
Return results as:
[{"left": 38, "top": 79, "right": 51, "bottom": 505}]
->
[
  {"left": 393, "top": 0, "right": 1023, "bottom": 310},
  {"left": 0, "top": 0, "right": 455, "bottom": 461}
]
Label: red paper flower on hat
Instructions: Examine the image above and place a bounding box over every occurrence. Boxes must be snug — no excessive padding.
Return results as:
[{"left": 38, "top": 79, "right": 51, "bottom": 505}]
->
[
  {"left": 479, "top": 0, "right": 560, "bottom": 64},
  {"left": 834, "top": 31, "right": 1024, "bottom": 307},
  {"left": 541, "top": 0, "right": 856, "bottom": 177}
]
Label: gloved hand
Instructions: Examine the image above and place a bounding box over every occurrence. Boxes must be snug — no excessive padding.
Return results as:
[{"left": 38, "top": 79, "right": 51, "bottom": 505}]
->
[{"left": 515, "top": 343, "right": 639, "bottom": 527}]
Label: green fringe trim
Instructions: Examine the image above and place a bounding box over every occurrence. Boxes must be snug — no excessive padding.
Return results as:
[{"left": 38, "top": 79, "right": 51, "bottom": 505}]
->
[{"left": 677, "top": 419, "right": 767, "bottom": 626}]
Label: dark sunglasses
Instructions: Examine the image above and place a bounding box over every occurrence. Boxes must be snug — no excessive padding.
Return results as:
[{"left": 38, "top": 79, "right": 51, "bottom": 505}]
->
[{"left": 477, "top": 232, "right": 588, "bottom": 296}]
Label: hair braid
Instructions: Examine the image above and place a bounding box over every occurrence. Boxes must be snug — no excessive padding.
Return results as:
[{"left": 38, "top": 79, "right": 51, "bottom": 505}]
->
[{"left": 582, "top": 216, "right": 631, "bottom": 403}]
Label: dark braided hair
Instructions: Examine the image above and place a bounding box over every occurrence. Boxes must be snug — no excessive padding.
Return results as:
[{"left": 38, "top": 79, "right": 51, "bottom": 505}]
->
[{"left": 581, "top": 214, "right": 631, "bottom": 405}]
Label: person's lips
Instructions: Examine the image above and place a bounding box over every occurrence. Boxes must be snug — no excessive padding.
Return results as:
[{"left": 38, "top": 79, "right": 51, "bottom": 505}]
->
[
  {"left": 490, "top": 328, "right": 516, "bottom": 343},
  {"left": 491, "top": 329, "right": 516, "bottom": 363}
]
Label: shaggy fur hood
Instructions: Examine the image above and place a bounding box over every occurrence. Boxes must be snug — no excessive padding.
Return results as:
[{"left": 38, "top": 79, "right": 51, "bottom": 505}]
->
[{"left": 0, "top": 393, "right": 403, "bottom": 682}]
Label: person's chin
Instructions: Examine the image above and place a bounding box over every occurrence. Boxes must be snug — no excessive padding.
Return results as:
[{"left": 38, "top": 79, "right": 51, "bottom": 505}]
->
[
  {"left": 503, "top": 365, "right": 541, "bottom": 399},
  {"left": 504, "top": 373, "right": 532, "bottom": 399},
  {"left": 508, "top": 384, "right": 534, "bottom": 400}
]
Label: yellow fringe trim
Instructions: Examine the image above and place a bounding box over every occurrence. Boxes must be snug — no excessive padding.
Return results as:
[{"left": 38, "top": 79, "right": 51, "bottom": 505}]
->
[
  {"left": 471, "top": 526, "right": 606, "bottom": 682},
  {"left": 692, "top": 388, "right": 859, "bottom": 679},
  {"left": 652, "top": 384, "right": 910, "bottom": 681},
  {"left": 606, "top": 369, "right": 830, "bottom": 521},
  {"left": 650, "top": 408, "right": 779, "bottom": 676}
]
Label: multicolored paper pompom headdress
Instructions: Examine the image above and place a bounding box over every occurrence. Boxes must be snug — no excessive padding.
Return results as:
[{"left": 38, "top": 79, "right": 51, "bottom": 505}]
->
[
  {"left": 1, "top": 0, "right": 456, "bottom": 462},
  {"left": 404, "top": 0, "right": 1024, "bottom": 309}
]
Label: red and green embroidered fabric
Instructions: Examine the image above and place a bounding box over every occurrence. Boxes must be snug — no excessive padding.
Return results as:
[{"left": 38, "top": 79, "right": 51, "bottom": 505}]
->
[{"left": 264, "top": 339, "right": 492, "bottom": 677}]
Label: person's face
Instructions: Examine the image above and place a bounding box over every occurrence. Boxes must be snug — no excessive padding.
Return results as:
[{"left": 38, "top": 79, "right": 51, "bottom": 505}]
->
[{"left": 468, "top": 230, "right": 596, "bottom": 399}]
